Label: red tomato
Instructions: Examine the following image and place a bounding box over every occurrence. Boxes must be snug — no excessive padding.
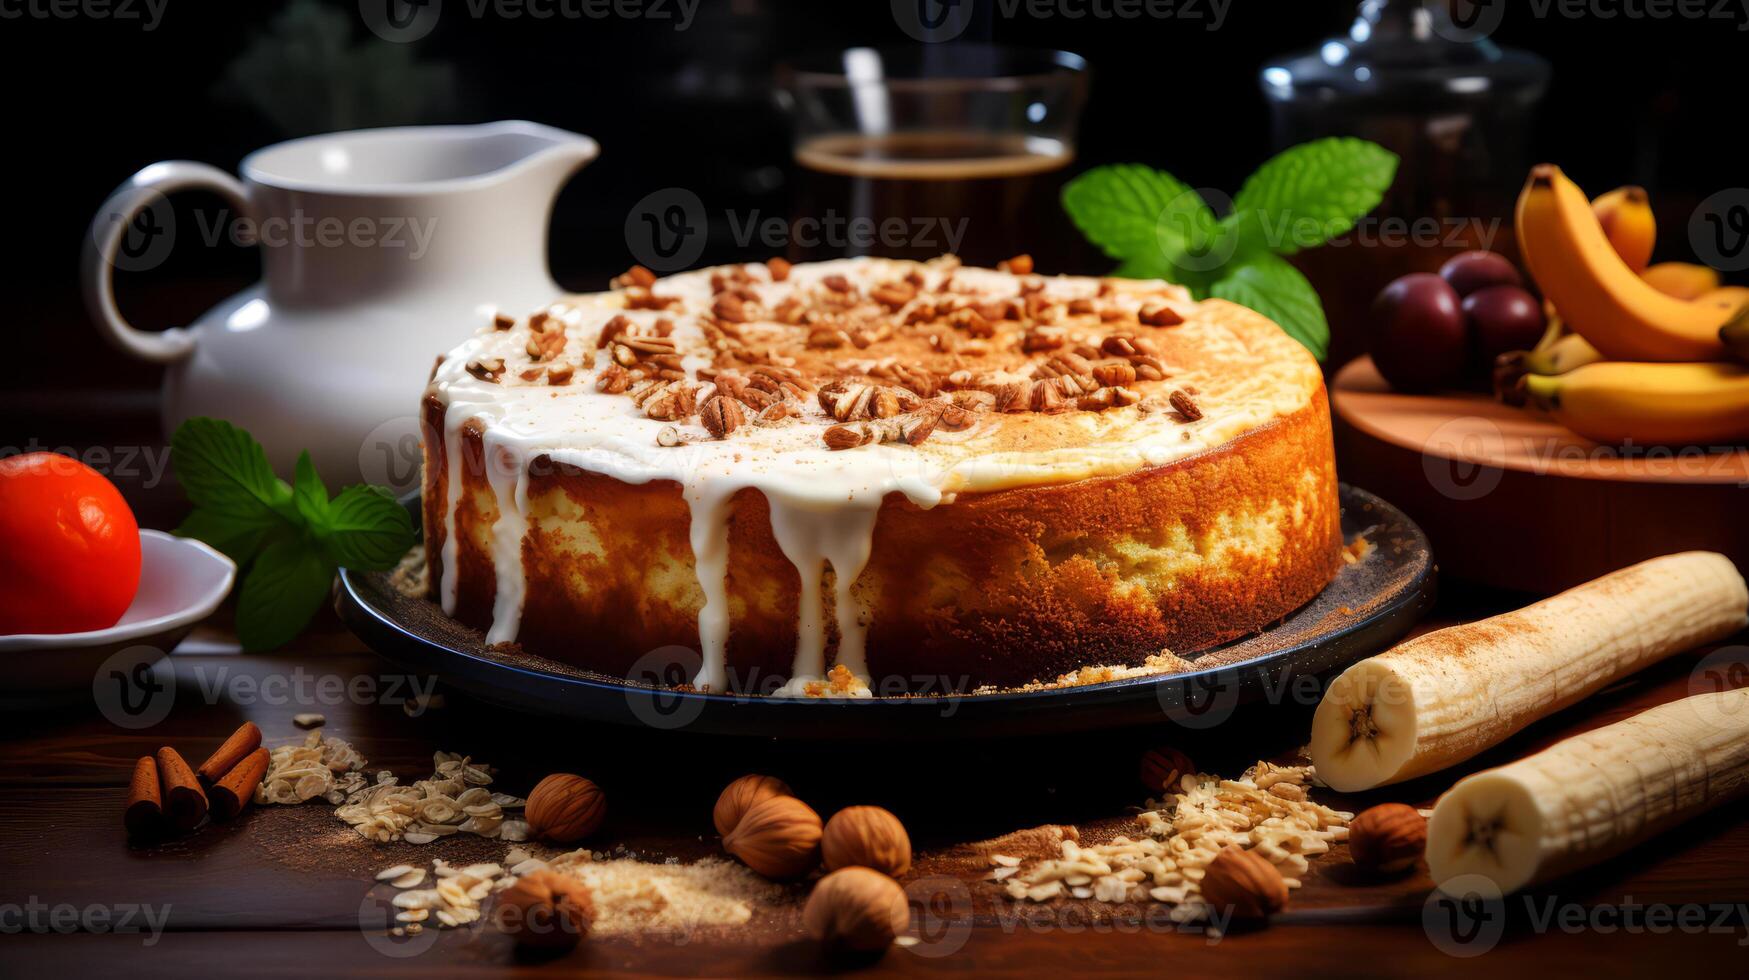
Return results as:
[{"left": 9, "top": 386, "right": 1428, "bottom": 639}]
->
[{"left": 0, "top": 452, "right": 142, "bottom": 634}]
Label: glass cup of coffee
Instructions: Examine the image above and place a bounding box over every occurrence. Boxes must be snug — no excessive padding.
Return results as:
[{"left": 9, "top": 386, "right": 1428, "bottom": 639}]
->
[{"left": 780, "top": 45, "right": 1089, "bottom": 272}]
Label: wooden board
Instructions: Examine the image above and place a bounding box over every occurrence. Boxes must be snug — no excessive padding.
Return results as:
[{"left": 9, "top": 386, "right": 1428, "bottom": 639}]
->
[{"left": 1332, "top": 356, "right": 1749, "bottom": 593}]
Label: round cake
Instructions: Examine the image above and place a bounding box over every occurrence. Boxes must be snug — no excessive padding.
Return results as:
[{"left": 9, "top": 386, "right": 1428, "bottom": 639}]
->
[{"left": 422, "top": 255, "right": 1342, "bottom": 695}]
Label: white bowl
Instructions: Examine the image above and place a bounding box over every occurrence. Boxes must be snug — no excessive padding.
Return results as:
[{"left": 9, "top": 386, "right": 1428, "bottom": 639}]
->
[{"left": 1, "top": 530, "right": 236, "bottom": 705}]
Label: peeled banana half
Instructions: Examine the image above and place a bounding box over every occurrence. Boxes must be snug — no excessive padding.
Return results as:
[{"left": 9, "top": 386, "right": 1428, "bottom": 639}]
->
[
  {"left": 1428, "top": 687, "right": 1749, "bottom": 895},
  {"left": 1309, "top": 553, "right": 1749, "bottom": 792}
]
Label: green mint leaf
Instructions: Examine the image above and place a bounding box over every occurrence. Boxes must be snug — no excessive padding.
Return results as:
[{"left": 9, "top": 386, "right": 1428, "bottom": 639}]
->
[
  {"left": 316, "top": 485, "right": 414, "bottom": 571},
  {"left": 1229, "top": 138, "right": 1398, "bottom": 255},
  {"left": 292, "top": 451, "right": 332, "bottom": 530},
  {"left": 236, "top": 534, "right": 333, "bottom": 652},
  {"left": 1062, "top": 164, "right": 1214, "bottom": 267},
  {"left": 171, "top": 418, "right": 295, "bottom": 522},
  {"left": 1210, "top": 255, "right": 1330, "bottom": 361},
  {"left": 1111, "top": 254, "right": 1173, "bottom": 281},
  {"left": 175, "top": 507, "right": 278, "bottom": 566}
]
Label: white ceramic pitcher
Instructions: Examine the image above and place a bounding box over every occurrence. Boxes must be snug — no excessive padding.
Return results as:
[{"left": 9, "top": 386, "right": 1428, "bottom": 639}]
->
[{"left": 82, "top": 121, "right": 599, "bottom": 488}]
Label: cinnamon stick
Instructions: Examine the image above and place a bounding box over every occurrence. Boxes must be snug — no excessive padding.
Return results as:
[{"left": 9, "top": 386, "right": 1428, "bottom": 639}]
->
[
  {"left": 197, "top": 721, "right": 262, "bottom": 786},
  {"left": 156, "top": 746, "right": 208, "bottom": 831},
  {"left": 209, "top": 746, "right": 270, "bottom": 820},
  {"left": 125, "top": 756, "right": 162, "bottom": 837}
]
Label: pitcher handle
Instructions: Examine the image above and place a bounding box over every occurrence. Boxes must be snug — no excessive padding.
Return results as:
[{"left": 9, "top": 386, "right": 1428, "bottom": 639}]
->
[{"left": 81, "top": 161, "right": 249, "bottom": 364}]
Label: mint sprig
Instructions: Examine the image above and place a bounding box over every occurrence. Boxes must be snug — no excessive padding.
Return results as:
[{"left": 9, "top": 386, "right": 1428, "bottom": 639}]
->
[
  {"left": 172, "top": 418, "right": 414, "bottom": 651},
  {"left": 1062, "top": 137, "right": 1398, "bottom": 361}
]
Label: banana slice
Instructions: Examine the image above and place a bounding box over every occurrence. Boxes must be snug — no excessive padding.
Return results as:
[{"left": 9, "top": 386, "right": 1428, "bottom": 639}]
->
[
  {"left": 1428, "top": 687, "right": 1749, "bottom": 894},
  {"left": 1311, "top": 552, "right": 1747, "bottom": 792}
]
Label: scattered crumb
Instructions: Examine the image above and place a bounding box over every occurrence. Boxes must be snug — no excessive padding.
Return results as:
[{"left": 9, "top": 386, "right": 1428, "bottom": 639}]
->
[
  {"left": 390, "top": 544, "right": 430, "bottom": 599},
  {"left": 989, "top": 651, "right": 1193, "bottom": 694},
  {"left": 1341, "top": 532, "right": 1375, "bottom": 566}
]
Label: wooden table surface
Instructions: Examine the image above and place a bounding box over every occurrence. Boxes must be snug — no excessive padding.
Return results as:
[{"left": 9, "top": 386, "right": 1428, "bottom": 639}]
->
[
  {"left": 5, "top": 390, "right": 1749, "bottom": 976},
  {"left": 7, "top": 604, "right": 1749, "bottom": 976}
]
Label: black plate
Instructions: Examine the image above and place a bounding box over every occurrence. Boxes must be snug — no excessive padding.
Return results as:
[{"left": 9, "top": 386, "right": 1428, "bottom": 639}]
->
[{"left": 336, "top": 484, "right": 1434, "bottom": 739}]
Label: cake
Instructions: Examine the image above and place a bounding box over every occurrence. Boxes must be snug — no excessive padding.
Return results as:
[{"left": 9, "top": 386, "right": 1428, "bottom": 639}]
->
[{"left": 422, "top": 256, "right": 1342, "bottom": 695}]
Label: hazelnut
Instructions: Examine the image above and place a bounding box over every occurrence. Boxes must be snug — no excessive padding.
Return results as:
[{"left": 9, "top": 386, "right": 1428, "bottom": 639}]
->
[
  {"left": 526, "top": 773, "right": 606, "bottom": 844},
  {"left": 1138, "top": 747, "right": 1195, "bottom": 794},
  {"left": 494, "top": 870, "right": 594, "bottom": 949},
  {"left": 723, "top": 795, "right": 822, "bottom": 879},
  {"left": 713, "top": 774, "right": 793, "bottom": 837},
  {"left": 822, "top": 806, "right": 912, "bottom": 877},
  {"left": 803, "top": 867, "right": 909, "bottom": 953},
  {"left": 1198, "top": 845, "right": 1287, "bottom": 920},
  {"left": 1348, "top": 803, "right": 1427, "bottom": 874}
]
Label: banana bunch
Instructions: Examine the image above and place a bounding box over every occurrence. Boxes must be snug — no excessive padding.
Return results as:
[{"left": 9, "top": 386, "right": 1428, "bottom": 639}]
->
[{"left": 1511, "top": 164, "right": 1749, "bottom": 445}]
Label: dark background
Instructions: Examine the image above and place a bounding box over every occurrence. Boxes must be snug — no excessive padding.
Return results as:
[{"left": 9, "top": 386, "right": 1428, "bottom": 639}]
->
[{"left": 3, "top": 0, "right": 1744, "bottom": 491}]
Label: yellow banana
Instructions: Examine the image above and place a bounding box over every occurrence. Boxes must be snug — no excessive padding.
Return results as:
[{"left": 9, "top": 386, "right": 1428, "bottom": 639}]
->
[
  {"left": 1696, "top": 285, "right": 1749, "bottom": 309},
  {"left": 1724, "top": 309, "right": 1749, "bottom": 363},
  {"left": 1523, "top": 333, "right": 1603, "bottom": 375},
  {"left": 1495, "top": 333, "right": 1602, "bottom": 405},
  {"left": 1642, "top": 261, "right": 1720, "bottom": 300},
  {"left": 1521, "top": 361, "right": 1749, "bottom": 445},
  {"left": 1533, "top": 302, "right": 1566, "bottom": 352},
  {"left": 1592, "top": 185, "right": 1656, "bottom": 273},
  {"left": 1517, "top": 165, "right": 1735, "bottom": 361}
]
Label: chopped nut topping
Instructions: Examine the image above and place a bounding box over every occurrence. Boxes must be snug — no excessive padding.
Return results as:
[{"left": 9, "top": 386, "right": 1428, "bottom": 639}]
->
[
  {"left": 466, "top": 358, "right": 504, "bottom": 383},
  {"left": 624, "top": 289, "right": 679, "bottom": 311},
  {"left": 597, "top": 314, "right": 632, "bottom": 349},
  {"left": 807, "top": 328, "right": 849, "bottom": 350},
  {"left": 469, "top": 258, "right": 1225, "bottom": 451},
  {"left": 1139, "top": 302, "right": 1185, "bottom": 327},
  {"left": 492, "top": 313, "right": 516, "bottom": 331},
  {"left": 1169, "top": 389, "right": 1203, "bottom": 421},
  {"left": 1094, "top": 362, "right": 1138, "bottom": 387},
  {"left": 699, "top": 395, "right": 746, "bottom": 439},
  {"left": 950, "top": 308, "right": 994, "bottom": 338},
  {"left": 870, "top": 282, "right": 916, "bottom": 309},
  {"left": 713, "top": 293, "right": 751, "bottom": 323},
  {"left": 616, "top": 265, "right": 658, "bottom": 289},
  {"left": 823, "top": 423, "right": 873, "bottom": 450},
  {"left": 596, "top": 364, "right": 631, "bottom": 394}
]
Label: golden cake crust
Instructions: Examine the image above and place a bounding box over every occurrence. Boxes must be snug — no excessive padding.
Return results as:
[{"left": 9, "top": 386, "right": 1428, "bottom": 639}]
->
[
  {"left": 423, "top": 391, "right": 1339, "bottom": 692},
  {"left": 421, "top": 257, "right": 1342, "bottom": 693}
]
